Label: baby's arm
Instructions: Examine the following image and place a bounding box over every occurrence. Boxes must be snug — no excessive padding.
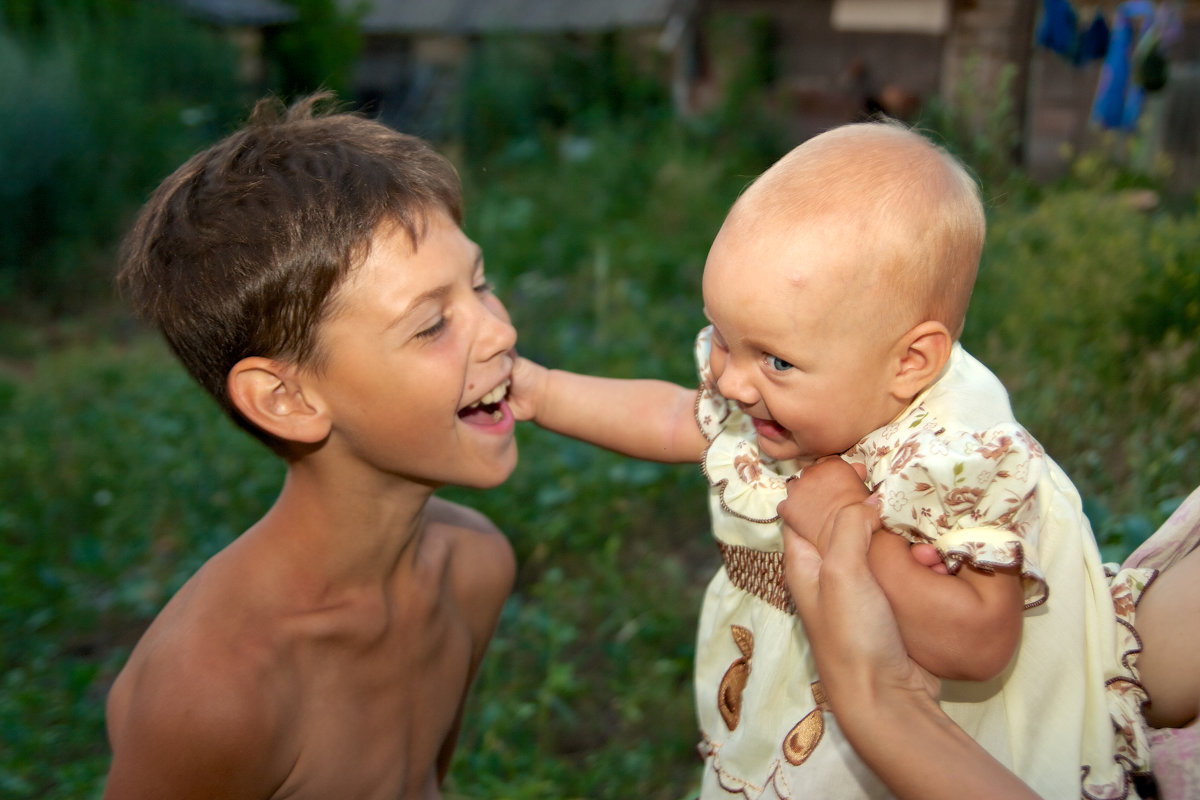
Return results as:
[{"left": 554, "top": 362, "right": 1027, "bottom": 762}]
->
[
  {"left": 867, "top": 534, "right": 1024, "bottom": 681},
  {"left": 509, "top": 355, "right": 707, "bottom": 464},
  {"left": 782, "top": 459, "right": 1024, "bottom": 682}
]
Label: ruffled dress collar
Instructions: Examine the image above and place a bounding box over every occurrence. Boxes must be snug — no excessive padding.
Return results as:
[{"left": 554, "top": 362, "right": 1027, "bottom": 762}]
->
[{"left": 694, "top": 326, "right": 801, "bottom": 525}]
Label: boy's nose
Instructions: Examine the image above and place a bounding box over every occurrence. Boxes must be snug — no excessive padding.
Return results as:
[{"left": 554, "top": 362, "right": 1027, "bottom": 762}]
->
[{"left": 480, "top": 296, "right": 517, "bottom": 358}]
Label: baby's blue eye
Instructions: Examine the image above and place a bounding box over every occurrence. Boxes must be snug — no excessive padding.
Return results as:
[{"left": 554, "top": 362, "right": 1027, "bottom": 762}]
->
[{"left": 767, "top": 355, "right": 793, "bottom": 372}]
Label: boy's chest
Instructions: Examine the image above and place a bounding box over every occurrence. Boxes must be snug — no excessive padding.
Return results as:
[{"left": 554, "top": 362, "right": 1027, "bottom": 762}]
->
[{"left": 271, "top": 614, "right": 475, "bottom": 799}]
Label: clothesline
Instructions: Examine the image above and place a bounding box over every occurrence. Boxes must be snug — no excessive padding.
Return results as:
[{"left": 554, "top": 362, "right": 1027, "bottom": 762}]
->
[{"left": 1036, "top": 0, "right": 1182, "bottom": 131}]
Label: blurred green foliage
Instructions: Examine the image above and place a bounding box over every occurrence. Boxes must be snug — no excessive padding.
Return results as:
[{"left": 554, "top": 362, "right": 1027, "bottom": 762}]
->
[
  {"left": 0, "top": 7, "right": 1197, "bottom": 798},
  {"left": 966, "top": 189, "right": 1200, "bottom": 560},
  {"left": 0, "top": 0, "right": 368, "bottom": 320},
  {"left": 0, "top": 339, "right": 285, "bottom": 797},
  {"left": 918, "top": 55, "right": 1024, "bottom": 197},
  {"left": 265, "top": 0, "right": 364, "bottom": 98},
  {"left": 0, "top": 1, "right": 246, "bottom": 314},
  {"left": 456, "top": 33, "right": 672, "bottom": 164}
]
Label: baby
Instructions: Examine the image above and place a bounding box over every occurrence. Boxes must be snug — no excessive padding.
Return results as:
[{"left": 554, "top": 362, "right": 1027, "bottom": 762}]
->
[{"left": 509, "top": 120, "right": 1147, "bottom": 799}]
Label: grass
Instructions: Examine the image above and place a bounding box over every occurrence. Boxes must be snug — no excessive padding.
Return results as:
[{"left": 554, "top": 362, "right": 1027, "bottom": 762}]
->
[{"left": 2, "top": 118, "right": 1198, "bottom": 797}]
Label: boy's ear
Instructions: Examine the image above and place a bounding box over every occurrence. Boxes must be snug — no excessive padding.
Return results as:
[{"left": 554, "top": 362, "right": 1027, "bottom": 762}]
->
[
  {"left": 889, "top": 321, "right": 953, "bottom": 402},
  {"left": 227, "top": 357, "right": 331, "bottom": 445}
]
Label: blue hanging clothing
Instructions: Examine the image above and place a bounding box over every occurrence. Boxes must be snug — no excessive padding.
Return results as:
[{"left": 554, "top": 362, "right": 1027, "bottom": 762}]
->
[
  {"left": 1036, "top": 0, "right": 1110, "bottom": 65},
  {"left": 1036, "top": 0, "right": 1079, "bottom": 58},
  {"left": 1091, "top": 0, "right": 1158, "bottom": 130},
  {"left": 1076, "top": 12, "right": 1111, "bottom": 64}
]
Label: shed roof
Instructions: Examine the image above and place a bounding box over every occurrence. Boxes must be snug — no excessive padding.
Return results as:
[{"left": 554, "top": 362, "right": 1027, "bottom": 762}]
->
[
  {"left": 176, "top": 0, "right": 295, "bottom": 26},
  {"left": 342, "top": 0, "right": 681, "bottom": 34}
]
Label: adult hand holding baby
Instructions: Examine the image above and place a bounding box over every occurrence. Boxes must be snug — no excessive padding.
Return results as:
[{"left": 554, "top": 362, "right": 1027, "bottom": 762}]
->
[
  {"left": 779, "top": 459, "right": 941, "bottom": 709},
  {"left": 783, "top": 458, "right": 947, "bottom": 571},
  {"left": 778, "top": 459, "right": 1038, "bottom": 800}
]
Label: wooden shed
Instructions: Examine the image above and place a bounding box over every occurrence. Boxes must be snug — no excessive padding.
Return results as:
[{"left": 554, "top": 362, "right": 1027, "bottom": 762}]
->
[{"left": 177, "top": 0, "right": 1200, "bottom": 188}]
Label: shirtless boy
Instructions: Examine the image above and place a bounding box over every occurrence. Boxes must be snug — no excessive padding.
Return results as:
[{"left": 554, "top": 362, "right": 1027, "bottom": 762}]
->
[{"left": 103, "top": 93, "right": 518, "bottom": 799}]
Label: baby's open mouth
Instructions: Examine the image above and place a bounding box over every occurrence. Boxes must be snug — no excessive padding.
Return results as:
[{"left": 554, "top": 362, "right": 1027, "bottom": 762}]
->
[
  {"left": 751, "top": 416, "right": 788, "bottom": 440},
  {"left": 458, "top": 380, "right": 510, "bottom": 424}
]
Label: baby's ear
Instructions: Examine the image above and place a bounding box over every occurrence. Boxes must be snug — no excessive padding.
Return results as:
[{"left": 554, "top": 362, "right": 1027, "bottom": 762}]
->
[
  {"left": 227, "top": 357, "right": 331, "bottom": 445},
  {"left": 889, "top": 321, "right": 952, "bottom": 402}
]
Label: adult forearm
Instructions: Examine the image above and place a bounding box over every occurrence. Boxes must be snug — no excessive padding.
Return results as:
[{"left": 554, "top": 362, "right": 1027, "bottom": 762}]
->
[{"left": 833, "top": 688, "right": 1040, "bottom": 800}]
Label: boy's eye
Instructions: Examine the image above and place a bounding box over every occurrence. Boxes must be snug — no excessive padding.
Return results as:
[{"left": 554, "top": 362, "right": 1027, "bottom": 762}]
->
[
  {"left": 767, "top": 355, "right": 793, "bottom": 372},
  {"left": 415, "top": 317, "right": 447, "bottom": 340},
  {"left": 474, "top": 280, "right": 494, "bottom": 295}
]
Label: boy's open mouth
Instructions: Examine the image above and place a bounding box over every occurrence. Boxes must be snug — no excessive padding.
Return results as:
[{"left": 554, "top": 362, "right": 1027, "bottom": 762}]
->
[{"left": 458, "top": 380, "right": 510, "bottom": 424}]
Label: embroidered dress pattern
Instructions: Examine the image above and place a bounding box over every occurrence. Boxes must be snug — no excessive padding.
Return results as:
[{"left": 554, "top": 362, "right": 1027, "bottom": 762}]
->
[
  {"left": 844, "top": 397, "right": 1050, "bottom": 609},
  {"left": 689, "top": 326, "right": 1149, "bottom": 800},
  {"left": 781, "top": 683, "right": 827, "bottom": 767},
  {"left": 718, "top": 625, "right": 754, "bottom": 731}
]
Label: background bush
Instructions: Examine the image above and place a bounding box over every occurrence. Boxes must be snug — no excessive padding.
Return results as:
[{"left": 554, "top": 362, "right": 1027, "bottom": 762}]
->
[
  {"left": 0, "top": 2, "right": 247, "bottom": 316},
  {"left": 0, "top": 8, "right": 1196, "bottom": 798},
  {"left": 966, "top": 190, "right": 1200, "bottom": 560}
]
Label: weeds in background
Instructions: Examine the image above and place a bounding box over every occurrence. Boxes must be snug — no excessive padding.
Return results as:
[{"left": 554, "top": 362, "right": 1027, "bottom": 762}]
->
[
  {"left": 918, "top": 55, "right": 1024, "bottom": 197},
  {"left": 966, "top": 189, "right": 1200, "bottom": 559},
  {"left": 0, "top": 3, "right": 246, "bottom": 314},
  {"left": 0, "top": 339, "right": 283, "bottom": 797},
  {"left": 0, "top": 0, "right": 373, "bottom": 318}
]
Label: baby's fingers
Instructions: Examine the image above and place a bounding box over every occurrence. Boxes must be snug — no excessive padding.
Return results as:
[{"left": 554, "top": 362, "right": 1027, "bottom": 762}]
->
[{"left": 910, "top": 543, "right": 950, "bottom": 574}]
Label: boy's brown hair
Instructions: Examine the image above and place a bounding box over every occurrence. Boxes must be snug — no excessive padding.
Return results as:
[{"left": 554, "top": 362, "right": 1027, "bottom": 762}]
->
[{"left": 118, "top": 92, "right": 463, "bottom": 450}]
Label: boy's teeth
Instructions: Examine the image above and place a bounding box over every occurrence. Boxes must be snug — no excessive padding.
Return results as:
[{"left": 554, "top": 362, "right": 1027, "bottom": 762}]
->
[{"left": 468, "top": 380, "right": 510, "bottom": 410}]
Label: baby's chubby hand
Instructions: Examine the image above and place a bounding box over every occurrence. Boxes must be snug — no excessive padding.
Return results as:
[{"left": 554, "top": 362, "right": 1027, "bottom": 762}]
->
[{"left": 506, "top": 354, "right": 548, "bottom": 422}]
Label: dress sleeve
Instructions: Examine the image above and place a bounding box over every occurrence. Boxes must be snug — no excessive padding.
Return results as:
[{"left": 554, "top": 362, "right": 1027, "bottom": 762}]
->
[
  {"left": 694, "top": 325, "right": 731, "bottom": 442},
  {"left": 870, "top": 425, "right": 1049, "bottom": 608}
]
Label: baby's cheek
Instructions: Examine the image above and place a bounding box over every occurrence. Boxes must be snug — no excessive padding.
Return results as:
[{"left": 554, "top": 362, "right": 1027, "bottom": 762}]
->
[{"left": 709, "top": 347, "right": 726, "bottom": 377}]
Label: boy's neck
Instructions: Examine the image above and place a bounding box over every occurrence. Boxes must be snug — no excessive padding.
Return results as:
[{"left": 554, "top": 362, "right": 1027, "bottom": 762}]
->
[{"left": 251, "top": 459, "right": 437, "bottom": 594}]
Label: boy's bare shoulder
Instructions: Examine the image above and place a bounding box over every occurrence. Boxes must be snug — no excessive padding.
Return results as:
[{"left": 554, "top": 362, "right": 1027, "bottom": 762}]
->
[
  {"left": 104, "top": 558, "right": 299, "bottom": 798},
  {"left": 423, "top": 494, "right": 503, "bottom": 536},
  {"left": 425, "top": 496, "right": 514, "bottom": 581},
  {"left": 424, "top": 497, "right": 515, "bottom": 627}
]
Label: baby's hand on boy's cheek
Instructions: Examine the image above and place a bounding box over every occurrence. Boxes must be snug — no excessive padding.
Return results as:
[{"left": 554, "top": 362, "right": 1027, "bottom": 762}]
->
[{"left": 506, "top": 354, "right": 547, "bottom": 422}]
